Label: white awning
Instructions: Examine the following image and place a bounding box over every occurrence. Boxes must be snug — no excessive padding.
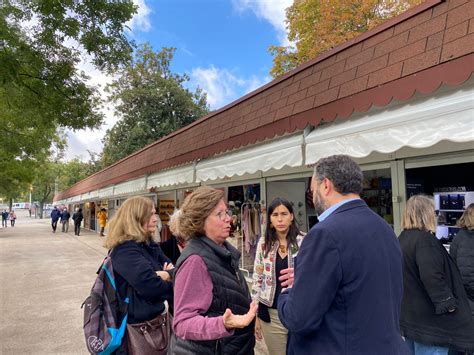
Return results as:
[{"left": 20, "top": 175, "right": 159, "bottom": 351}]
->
[
  {"left": 70, "top": 195, "right": 81, "bottom": 203},
  {"left": 196, "top": 135, "right": 303, "bottom": 182},
  {"left": 305, "top": 85, "right": 474, "bottom": 165},
  {"left": 81, "top": 189, "right": 99, "bottom": 200},
  {"left": 147, "top": 165, "right": 194, "bottom": 188},
  {"left": 113, "top": 177, "right": 147, "bottom": 196},
  {"left": 99, "top": 186, "right": 114, "bottom": 198}
]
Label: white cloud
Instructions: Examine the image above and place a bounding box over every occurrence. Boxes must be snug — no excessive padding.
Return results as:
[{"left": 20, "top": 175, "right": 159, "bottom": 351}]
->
[
  {"left": 127, "top": 0, "right": 152, "bottom": 32},
  {"left": 190, "top": 66, "right": 270, "bottom": 110},
  {"left": 232, "top": 0, "right": 294, "bottom": 46}
]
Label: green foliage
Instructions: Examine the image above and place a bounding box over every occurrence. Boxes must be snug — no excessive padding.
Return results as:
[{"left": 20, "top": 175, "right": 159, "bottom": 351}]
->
[
  {"left": 101, "top": 44, "right": 209, "bottom": 167},
  {"left": 270, "top": 0, "right": 423, "bottom": 78},
  {"left": 0, "top": 0, "right": 137, "bottom": 199}
]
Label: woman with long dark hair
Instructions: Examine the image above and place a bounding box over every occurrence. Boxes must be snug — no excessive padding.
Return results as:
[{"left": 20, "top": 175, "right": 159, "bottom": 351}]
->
[{"left": 251, "top": 197, "right": 305, "bottom": 355}]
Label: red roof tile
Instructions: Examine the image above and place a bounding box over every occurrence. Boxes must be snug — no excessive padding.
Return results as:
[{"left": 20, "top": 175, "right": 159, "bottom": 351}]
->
[{"left": 55, "top": 0, "right": 474, "bottom": 201}]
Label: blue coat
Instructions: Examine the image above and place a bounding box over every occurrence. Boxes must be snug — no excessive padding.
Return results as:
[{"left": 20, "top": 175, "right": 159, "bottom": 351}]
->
[
  {"left": 111, "top": 240, "right": 174, "bottom": 324},
  {"left": 50, "top": 209, "right": 61, "bottom": 222},
  {"left": 278, "top": 199, "right": 408, "bottom": 355}
]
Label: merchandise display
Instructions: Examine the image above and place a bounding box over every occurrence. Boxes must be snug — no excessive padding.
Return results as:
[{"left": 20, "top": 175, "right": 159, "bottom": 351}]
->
[{"left": 434, "top": 191, "right": 474, "bottom": 243}]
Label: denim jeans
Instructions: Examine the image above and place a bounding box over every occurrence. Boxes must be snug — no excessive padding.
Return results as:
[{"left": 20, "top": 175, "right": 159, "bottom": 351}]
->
[{"left": 405, "top": 338, "right": 449, "bottom": 355}]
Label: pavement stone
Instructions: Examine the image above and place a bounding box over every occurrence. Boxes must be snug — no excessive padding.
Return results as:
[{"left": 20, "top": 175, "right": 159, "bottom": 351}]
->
[{"left": 0, "top": 210, "right": 269, "bottom": 355}]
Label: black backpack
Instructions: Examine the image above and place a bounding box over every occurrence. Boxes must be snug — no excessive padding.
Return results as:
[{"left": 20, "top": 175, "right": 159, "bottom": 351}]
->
[{"left": 82, "top": 255, "right": 129, "bottom": 354}]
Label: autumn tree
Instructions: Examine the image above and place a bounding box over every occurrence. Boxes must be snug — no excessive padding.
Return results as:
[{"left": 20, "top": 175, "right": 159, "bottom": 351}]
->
[
  {"left": 101, "top": 44, "right": 209, "bottom": 167},
  {"left": 270, "top": 0, "right": 423, "bottom": 77},
  {"left": 0, "top": 0, "right": 137, "bottom": 199}
]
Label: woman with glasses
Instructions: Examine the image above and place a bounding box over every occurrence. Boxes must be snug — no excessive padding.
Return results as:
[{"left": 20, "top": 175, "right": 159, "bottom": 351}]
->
[
  {"left": 104, "top": 196, "right": 174, "bottom": 354},
  {"left": 169, "top": 186, "right": 257, "bottom": 355},
  {"left": 398, "top": 195, "right": 474, "bottom": 355},
  {"left": 251, "top": 197, "right": 305, "bottom": 355}
]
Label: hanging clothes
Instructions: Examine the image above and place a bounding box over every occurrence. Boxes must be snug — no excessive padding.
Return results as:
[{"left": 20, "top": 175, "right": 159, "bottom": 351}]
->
[{"left": 242, "top": 204, "right": 261, "bottom": 253}]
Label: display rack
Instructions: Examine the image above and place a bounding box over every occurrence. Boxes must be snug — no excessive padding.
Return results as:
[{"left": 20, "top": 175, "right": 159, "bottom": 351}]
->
[
  {"left": 158, "top": 199, "right": 175, "bottom": 225},
  {"left": 434, "top": 191, "right": 474, "bottom": 242}
]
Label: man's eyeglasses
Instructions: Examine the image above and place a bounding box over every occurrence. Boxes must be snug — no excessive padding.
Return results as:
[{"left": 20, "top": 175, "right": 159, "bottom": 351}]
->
[{"left": 216, "top": 209, "right": 232, "bottom": 221}]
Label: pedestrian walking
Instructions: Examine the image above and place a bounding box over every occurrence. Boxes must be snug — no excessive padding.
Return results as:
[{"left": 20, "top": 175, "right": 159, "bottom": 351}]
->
[
  {"left": 169, "top": 186, "right": 257, "bottom": 354},
  {"left": 1, "top": 210, "right": 8, "bottom": 228},
  {"left": 399, "top": 195, "right": 474, "bottom": 355},
  {"left": 9, "top": 210, "right": 16, "bottom": 227},
  {"left": 50, "top": 206, "right": 61, "bottom": 233},
  {"left": 96, "top": 208, "right": 107, "bottom": 236},
  {"left": 72, "top": 208, "right": 83, "bottom": 236},
  {"left": 60, "top": 208, "right": 71, "bottom": 233},
  {"left": 278, "top": 154, "right": 408, "bottom": 354},
  {"left": 104, "top": 196, "right": 174, "bottom": 354},
  {"left": 251, "top": 197, "right": 305, "bottom": 355}
]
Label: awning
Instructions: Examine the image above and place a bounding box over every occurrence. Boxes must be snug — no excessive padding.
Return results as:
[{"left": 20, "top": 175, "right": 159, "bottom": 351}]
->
[
  {"left": 113, "top": 177, "right": 147, "bottom": 196},
  {"left": 81, "top": 190, "right": 99, "bottom": 201},
  {"left": 147, "top": 165, "right": 194, "bottom": 188},
  {"left": 98, "top": 186, "right": 114, "bottom": 198},
  {"left": 196, "top": 135, "right": 303, "bottom": 182},
  {"left": 305, "top": 84, "right": 474, "bottom": 165}
]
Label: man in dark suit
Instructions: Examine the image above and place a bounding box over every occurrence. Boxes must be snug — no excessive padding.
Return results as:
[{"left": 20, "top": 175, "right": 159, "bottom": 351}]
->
[{"left": 278, "top": 155, "right": 408, "bottom": 355}]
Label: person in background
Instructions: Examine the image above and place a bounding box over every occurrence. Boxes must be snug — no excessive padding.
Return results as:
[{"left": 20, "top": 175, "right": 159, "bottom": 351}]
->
[
  {"left": 97, "top": 208, "right": 107, "bottom": 237},
  {"left": 169, "top": 186, "right": 257, "bottom": 354},
  {"left": 50, "top": 206, "right": 61, "bottom": 233},
  {"left": 104, "top": 196, "right": 174, "bottom": 354},
  {"left": 278, "top": 154, "right": 407, "bottom": 354},
  {"left": 449, "top": 203, "right": 474, "bottom": 355},
  {"left": 251, "top": 197, "right": 304, "bottom": 355},
  {"left": 1, "top": 210, "right": 8, "bottom": 228},
  {"left": 61, "top": 207, "right": 71, "bottom": 233},
  {"left": 399, "top": 195, "right": 474, "bottom": 355},
  {"left": 9, "top": 210, "right": 16, "bottom": 227},
  {"left": 72, "top": 208, "right": 83, "bottom": 236},
  {"left": 160, "top": 234, "right": 182, "bottom": 265}
]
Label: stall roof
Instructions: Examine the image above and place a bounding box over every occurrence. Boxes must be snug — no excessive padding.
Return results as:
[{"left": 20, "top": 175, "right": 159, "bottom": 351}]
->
[{"left": 55, "top": 0, "right": 474, "bottom": 201}]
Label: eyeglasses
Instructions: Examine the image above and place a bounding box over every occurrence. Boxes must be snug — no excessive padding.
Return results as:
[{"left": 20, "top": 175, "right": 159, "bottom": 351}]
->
[{"left": 216, "top": 209, "right": 232, "bottom": 221}]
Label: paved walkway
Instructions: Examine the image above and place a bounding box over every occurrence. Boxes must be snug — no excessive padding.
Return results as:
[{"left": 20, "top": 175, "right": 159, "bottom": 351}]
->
[
  {"left": 0, "top": 210, "right": 107, "bottom": 354},
  {"left": 0, "top": 210, "right": 268, "bottom": 354}
]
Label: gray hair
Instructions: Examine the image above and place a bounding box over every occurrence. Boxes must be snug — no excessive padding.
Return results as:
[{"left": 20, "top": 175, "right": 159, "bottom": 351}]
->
[{"left": 313, "top": 155, "right": 363, "bottom": 195}]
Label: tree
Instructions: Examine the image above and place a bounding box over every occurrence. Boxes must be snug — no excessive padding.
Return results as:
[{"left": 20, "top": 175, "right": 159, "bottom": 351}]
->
[
  {"left": 270, "top": 0, "right": 423, "bottom": 78},
  {"left": 0, "top": 0, "right": 137, "bottom": 198},
  {"left": 101, "top": 44, "right": 209, "bottom": 167},
  {"left": 31, "top": 161, "right": 60, "bottom": 218}
]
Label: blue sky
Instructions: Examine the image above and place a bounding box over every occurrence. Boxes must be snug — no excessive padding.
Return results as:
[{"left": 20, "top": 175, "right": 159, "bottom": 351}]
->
[{"left": 66, "top": 0, "right": 293, "bottom": 160}]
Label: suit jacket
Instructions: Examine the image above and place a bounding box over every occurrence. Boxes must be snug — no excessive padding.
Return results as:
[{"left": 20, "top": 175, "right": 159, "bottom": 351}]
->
[{"left": 278, "top": 199, "right": 408, "bottom": 355}]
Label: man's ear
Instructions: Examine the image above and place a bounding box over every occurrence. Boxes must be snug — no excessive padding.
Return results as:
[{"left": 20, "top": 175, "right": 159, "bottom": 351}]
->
[{"left": 322, "top": 178, "right": 333, "bottom": 196}]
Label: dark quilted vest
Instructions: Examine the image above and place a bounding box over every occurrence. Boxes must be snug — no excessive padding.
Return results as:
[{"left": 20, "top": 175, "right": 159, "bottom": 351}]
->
[{"left": 171, "top": 237, "right": 255, "bottom": 355}]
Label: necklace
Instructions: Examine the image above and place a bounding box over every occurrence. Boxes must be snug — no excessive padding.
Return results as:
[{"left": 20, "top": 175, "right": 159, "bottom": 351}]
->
[{"left": 279, "top": 245, "right": 287, "bottom": 253}]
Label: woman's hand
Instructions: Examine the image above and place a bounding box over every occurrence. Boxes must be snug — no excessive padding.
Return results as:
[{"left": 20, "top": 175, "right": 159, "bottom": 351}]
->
[
  {"left": 255, "top": 317, "right": 263, "bottom": 341},
  {"left": 279, "top": 267, "right": 294, "bottom": 289},
  {"left": 163, "top": 262, "right": 174, "bottom": 270},
  {"left": 223, "top": 301, "right": 258, "bottom": 329},
  {"left": 156, "top": 270, "right": 171, "bottom": 281}
]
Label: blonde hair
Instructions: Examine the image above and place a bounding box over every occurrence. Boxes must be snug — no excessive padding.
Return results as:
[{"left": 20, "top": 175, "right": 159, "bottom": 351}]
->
[
  {"left": 104, "top": 196, "right": 155, "bottom": 249},
  {"left": 169, "top": 186, "right": 224, "bottom": 240},
  {"left": 458, "top": 203, "right": 474, "bottom": 230},
  {"left": 402, "top": 195, "right": 437, "bottom": 233}
]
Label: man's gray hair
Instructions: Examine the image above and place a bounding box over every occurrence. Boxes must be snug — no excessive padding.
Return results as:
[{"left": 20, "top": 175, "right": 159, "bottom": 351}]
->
[{"left": 313, "top": 155, "right": 363, "bottom": 195}]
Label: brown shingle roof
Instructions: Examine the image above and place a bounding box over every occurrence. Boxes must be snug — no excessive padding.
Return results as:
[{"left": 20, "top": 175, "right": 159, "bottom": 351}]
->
[{"left": 55, "top": 0, "right": 474, "bottom": 201}]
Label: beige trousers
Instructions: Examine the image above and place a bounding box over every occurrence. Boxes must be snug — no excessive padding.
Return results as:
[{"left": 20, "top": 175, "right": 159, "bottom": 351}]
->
[{"left": 260, "top": 308, "right": 288, "bottom": 355}]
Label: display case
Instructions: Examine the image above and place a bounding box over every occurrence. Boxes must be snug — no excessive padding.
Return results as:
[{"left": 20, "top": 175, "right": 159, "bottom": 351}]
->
[
  {"left": 434, "top": 191, "right": 474, "bottom": 242},
  {"left": 158, "top": 199, "right": 175, "bottom": 225}
]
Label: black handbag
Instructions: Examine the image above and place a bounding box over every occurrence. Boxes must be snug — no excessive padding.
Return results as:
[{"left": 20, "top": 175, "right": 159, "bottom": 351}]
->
[{"left": 126, "top": 312, "right": 171, "bottom": 355}]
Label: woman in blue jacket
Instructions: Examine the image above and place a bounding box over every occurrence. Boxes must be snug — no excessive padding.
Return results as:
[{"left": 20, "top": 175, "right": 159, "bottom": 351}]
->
[{"left": 104, "top": 196, "right": 174, "bottom": 354}]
